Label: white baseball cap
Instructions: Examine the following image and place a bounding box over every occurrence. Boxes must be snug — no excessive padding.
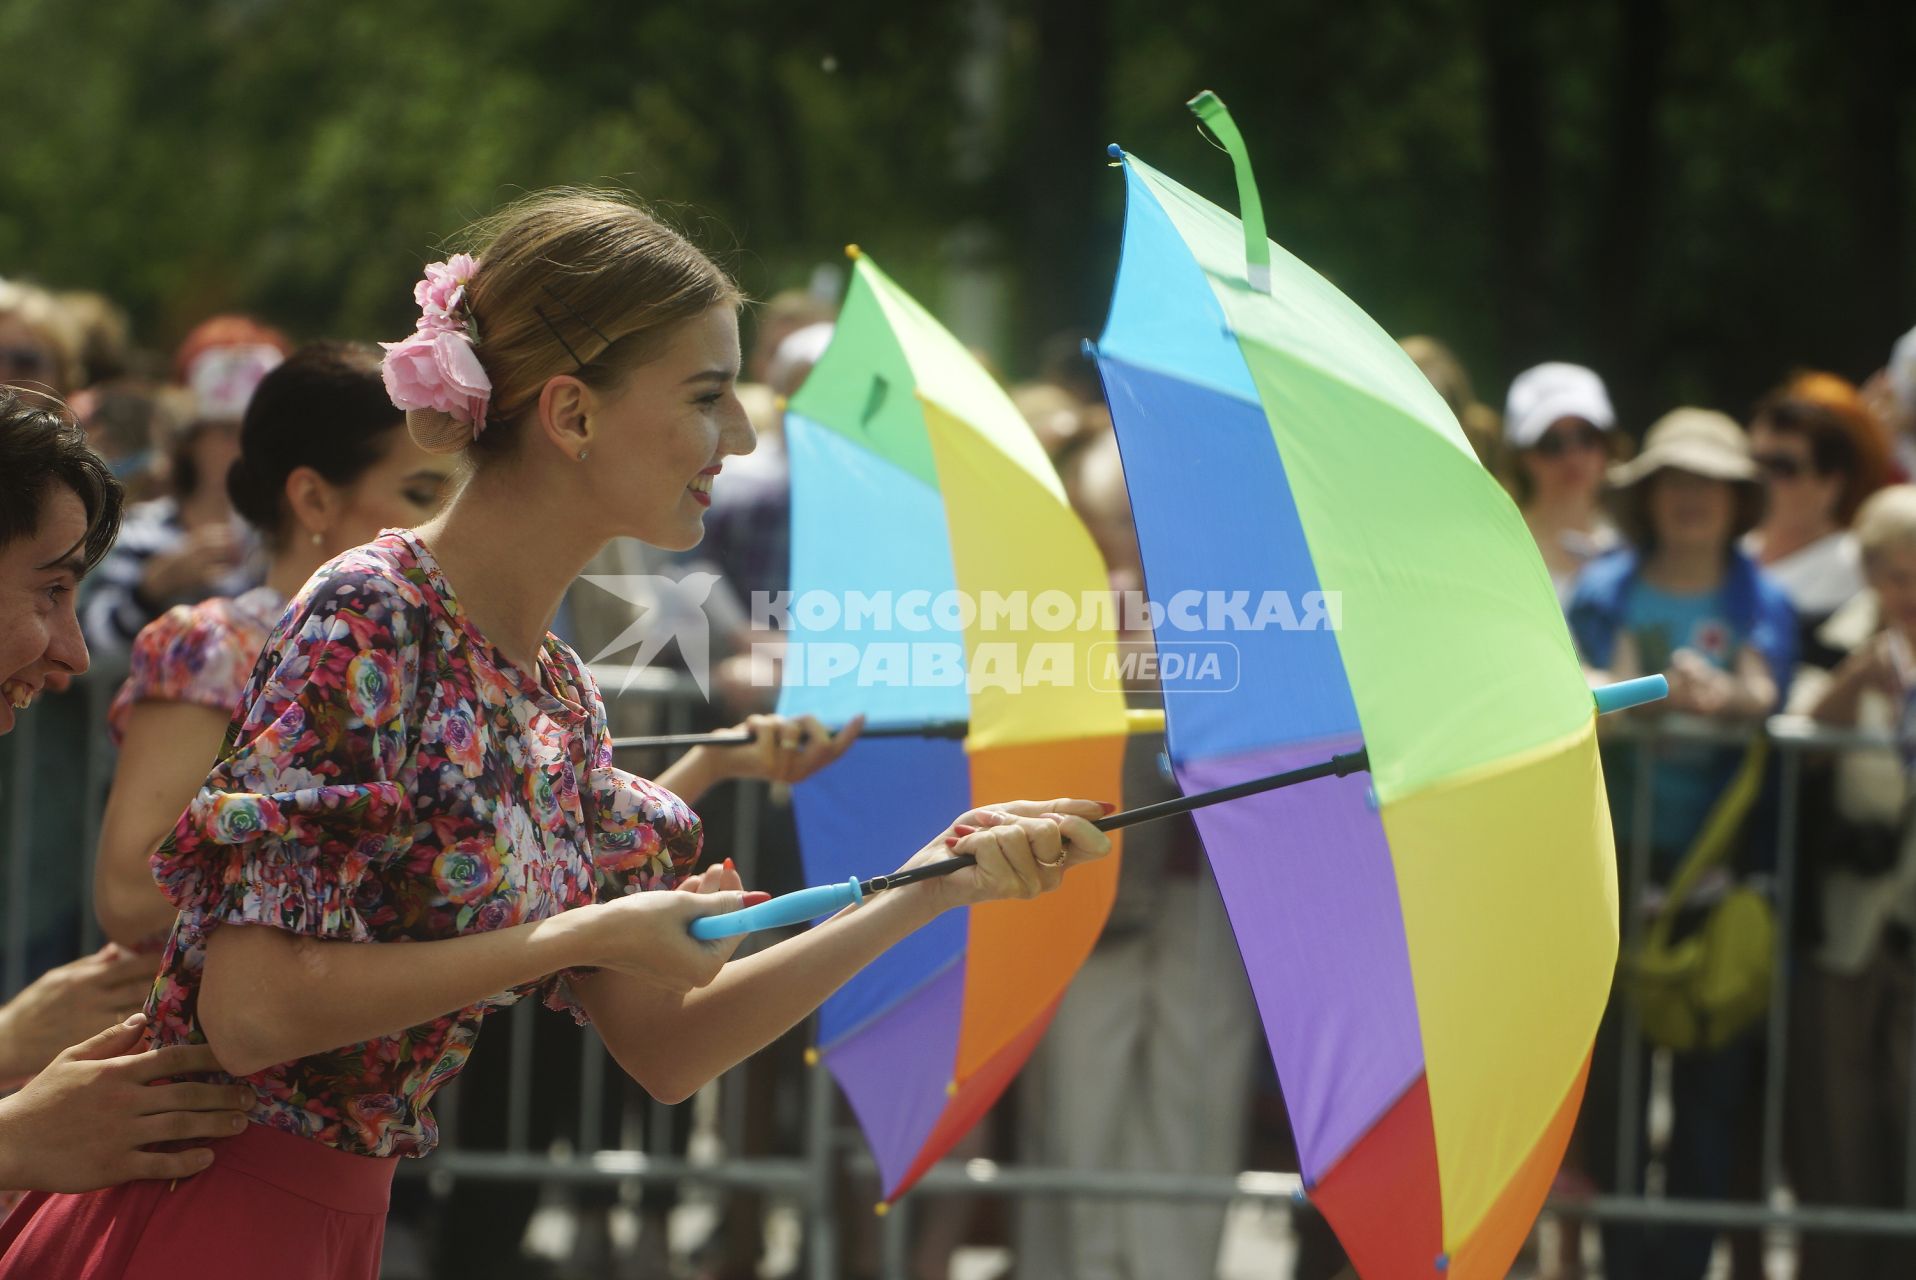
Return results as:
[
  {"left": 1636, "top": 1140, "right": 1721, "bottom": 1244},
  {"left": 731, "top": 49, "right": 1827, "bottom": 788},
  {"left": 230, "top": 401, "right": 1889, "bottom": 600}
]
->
[{"left": 1503, "top": 362, "right": 1616, "bottom": 450}]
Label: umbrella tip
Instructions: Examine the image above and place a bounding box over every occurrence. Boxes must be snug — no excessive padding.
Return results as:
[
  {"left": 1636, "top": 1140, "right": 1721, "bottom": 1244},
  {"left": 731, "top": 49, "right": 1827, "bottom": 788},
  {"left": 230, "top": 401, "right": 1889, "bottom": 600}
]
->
[
  {"left": 1080, "top": 338, "right": 1099, "bottom": 361},
  {"left": 844, "top": 243, "right": 862, "bottom": 261},
  {"left": 1106, "top": 142, "right": 1123, "bottom": 159},
  {"left": 804, "top": 1046, "right": 821, "bottom": 1067},
  {"left": 1593, "top": 674, "right": 1669, "bottom": 716},
  {"left": 874, "top": 1200, "right": 891, "bottom": 1217}
]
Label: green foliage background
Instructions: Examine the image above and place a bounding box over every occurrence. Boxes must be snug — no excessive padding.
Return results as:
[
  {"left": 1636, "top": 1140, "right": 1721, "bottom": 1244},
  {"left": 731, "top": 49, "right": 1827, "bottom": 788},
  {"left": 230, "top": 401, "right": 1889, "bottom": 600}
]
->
[{"left": 2, "top": 0, "right": 1911, "bottom": 426}]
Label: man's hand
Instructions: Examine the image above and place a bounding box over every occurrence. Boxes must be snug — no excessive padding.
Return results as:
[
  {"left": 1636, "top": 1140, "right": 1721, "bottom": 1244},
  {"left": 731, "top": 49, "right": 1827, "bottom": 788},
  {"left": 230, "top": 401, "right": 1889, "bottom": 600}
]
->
[{"left": 0, "top": 1015, "right": 252, "bottom": 1192}]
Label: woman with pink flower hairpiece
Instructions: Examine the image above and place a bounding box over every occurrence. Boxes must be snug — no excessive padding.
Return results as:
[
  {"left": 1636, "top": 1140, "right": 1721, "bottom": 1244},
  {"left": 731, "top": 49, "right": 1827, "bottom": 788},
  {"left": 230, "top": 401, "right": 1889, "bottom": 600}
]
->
[{"left": 0, "top": 190, "right": 1113, "bottom": 1280}]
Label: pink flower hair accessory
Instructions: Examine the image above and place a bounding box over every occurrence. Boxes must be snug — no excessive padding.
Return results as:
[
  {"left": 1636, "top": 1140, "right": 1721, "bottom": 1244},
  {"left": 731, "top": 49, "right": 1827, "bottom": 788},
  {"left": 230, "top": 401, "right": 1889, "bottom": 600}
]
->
[
  {"left": 381, "top": 254, "right": 492, "bottom": 437},
  {"left": 414, "top": 253, "right": 478, "bottom": 328}
]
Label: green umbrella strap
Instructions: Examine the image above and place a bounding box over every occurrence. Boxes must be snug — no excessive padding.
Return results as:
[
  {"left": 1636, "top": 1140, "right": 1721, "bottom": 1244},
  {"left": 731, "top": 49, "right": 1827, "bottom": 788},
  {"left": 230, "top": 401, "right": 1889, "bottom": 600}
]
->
[{"left": 1186, "top": 90, "right": 1272, "bottom": 295}]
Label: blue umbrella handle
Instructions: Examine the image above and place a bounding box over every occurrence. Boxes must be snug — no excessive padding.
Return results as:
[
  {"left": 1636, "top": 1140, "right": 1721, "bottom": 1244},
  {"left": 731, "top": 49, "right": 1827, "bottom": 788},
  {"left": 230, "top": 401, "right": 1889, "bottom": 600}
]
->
[
  {"left": 688, "top": 877, "right": 864, "bottom": 941},
  {"left": 1593, "top": 674, "right": 1669, "bottom": 715}
]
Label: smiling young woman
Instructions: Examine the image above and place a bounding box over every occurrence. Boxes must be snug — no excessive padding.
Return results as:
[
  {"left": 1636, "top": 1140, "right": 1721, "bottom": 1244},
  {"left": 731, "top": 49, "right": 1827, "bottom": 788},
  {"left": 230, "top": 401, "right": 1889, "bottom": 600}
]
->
[
  {"left": 0, "top": 191, "right": 1111, "bottom": 1280},
  {"left": 0, "top": 391, "right": 255, "bottom": 1205}
]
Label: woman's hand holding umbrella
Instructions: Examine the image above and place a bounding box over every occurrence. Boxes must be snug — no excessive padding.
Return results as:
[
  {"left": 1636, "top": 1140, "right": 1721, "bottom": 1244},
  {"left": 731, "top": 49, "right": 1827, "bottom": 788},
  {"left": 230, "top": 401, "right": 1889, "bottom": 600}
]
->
[
  {"left": 655, "top": 712, "right": 865, "bottom": 803},
  {"left": 580, "top": 869, "right": 762, "bottom": 998},
  {"left": 901, "top": 801, "right": 1113, "bottom": 910},
  {"left": 715, "top": 712, "right": 864, "bottom": 785}
]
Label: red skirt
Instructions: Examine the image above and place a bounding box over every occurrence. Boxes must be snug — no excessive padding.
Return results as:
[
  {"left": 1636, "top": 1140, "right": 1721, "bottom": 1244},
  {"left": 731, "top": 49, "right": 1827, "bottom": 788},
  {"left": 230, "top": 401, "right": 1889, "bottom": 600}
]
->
[{"left": 0, "top": 1121, "right": 396, "bottom": 1279}]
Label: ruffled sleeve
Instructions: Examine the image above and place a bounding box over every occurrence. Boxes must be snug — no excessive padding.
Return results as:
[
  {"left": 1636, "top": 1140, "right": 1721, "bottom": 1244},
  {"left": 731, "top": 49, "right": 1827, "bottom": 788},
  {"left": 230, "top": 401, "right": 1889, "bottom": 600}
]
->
[
  {"left": 107, "top": 598, "right": 273, "bottom": 745},
  {"left": 152, "top": 567, "right": 425, "bottom": 942},
  {"left": 569, "top": 658, "right": 703, "bottom": 897},
  {"left": 586, "top": 761, "right": 703, "bottom": 898}
]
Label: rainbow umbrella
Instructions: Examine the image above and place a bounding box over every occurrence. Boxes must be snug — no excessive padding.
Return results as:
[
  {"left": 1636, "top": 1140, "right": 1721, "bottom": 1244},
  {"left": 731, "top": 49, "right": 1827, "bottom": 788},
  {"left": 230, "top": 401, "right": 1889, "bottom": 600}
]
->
[
  {"left": 1088, "top": 94, "right": 1620, "bottom": 1277},
  {"left": 776, "top": 250, "right": 1130, "bottom": 1200}
]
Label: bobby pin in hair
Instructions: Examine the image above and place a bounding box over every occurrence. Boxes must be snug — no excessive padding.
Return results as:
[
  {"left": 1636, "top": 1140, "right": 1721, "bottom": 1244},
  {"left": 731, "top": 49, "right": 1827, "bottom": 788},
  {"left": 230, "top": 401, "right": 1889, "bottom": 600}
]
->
[
  {"left": 536, "top": 283, "right": 614, "bottom": 369},
  {"left": 533, "top": 306, "right": 589, "bottom": 369}
]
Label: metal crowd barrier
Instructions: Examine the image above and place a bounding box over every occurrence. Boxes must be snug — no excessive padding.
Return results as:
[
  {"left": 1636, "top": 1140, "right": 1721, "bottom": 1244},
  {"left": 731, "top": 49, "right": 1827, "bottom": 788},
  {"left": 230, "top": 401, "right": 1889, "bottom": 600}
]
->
[
  {"left": 7, "top": 672, "right": 1916, "bottom": 1277},
  {"left": 2, "top": 649, "right": 126, "bottom": 997},
  {"left": 1593, "top": 712, "right": 1916, "bottom": 1247}
]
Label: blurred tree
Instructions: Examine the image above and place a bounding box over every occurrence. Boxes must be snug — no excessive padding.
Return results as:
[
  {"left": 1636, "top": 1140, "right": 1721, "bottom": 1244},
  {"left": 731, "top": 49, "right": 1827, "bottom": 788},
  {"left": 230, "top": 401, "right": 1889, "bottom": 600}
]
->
[
  {"left": 0, "top": 0, "right": 1909, "bottom": 419},
  {"left": 0, "top": 0, "right": 969, "bottom": 355}
]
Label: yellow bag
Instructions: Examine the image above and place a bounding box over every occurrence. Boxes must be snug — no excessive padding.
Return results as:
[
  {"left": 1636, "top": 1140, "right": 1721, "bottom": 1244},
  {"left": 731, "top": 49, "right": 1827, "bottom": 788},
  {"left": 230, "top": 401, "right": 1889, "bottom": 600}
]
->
[{"left": 1624, "top": 737, "right": 1776, "bottom": 1053}]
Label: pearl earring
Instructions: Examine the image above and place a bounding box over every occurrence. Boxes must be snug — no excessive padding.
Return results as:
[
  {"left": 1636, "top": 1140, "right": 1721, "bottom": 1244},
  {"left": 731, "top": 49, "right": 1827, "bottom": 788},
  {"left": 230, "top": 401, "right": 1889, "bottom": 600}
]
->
[
  {"left": 310, "top": 532, "right": 323, "bottom": 548},
  {"left": 578, "top": 448, "right": 590, "bottom": 462}
]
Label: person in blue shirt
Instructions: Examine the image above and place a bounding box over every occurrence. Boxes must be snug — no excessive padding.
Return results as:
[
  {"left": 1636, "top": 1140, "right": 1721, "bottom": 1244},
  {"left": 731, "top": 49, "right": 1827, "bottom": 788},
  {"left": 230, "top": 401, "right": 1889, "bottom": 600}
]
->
[
  {"left": 1572, "top": 408, "right": 1797, "bottom": 866},
  {"left": 1567, "top": 407, "right": 1795, "bottom": 1280}
]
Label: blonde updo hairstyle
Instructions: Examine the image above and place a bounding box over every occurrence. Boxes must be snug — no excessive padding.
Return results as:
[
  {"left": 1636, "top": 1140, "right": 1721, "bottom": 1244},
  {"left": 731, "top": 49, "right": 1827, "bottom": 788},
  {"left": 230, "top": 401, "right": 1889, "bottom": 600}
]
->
[{"left": 407, "top": 189, "right": 742, "bottom": 459}]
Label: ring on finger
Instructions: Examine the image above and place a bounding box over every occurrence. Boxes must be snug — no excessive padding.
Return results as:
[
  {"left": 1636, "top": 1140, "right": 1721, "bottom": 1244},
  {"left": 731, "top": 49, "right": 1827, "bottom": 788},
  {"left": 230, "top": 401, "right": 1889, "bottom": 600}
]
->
[{"left": 1035, "top": 851, "right": 1068, "bottom": 869}]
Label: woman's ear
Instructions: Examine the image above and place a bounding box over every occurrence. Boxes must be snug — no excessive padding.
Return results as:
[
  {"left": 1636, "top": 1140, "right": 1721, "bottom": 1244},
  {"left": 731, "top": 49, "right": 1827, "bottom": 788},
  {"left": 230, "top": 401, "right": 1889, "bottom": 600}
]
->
[
  {"left": 284, "top": 466, "right": 341, "bottom": 543},
  {"left": 535, "top": 375, "right": 593, "bottom": 460}
]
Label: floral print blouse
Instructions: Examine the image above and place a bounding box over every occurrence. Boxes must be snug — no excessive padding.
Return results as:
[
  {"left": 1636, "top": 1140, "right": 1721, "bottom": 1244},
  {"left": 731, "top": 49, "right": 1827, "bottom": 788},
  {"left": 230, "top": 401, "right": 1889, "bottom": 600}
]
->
[
  {"left": 106, "top": 585, "right": 287, "bottom": 746},
  {"left": 145, "top": 529, "right": 702, "bottom": 1158}
]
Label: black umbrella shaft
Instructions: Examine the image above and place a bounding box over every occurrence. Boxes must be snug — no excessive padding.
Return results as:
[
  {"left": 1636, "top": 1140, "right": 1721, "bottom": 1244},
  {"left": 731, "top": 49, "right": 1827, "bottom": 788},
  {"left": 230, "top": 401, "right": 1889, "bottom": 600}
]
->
[
  {"left": 611, "top": 720, "right": 968, "bottom": 751},
  {"left": 1098, "top": 747, "right": 1369, "bottom": 832},
  {"left": 863, "top": 747, "right": 1370, "bottom": 893},
  {"left": 611, "top": 730, "right": 754, "bottom": 749}
]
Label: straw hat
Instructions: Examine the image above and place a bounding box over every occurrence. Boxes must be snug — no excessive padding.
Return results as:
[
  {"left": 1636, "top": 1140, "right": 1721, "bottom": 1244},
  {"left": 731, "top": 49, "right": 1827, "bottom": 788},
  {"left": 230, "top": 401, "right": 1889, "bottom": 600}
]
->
[
  {"left": 1607, "top": 407, "right": 1763, "bottom": 544},
  {"left": 1608, "top": 407, "right": 1758, "bottom": 488}
]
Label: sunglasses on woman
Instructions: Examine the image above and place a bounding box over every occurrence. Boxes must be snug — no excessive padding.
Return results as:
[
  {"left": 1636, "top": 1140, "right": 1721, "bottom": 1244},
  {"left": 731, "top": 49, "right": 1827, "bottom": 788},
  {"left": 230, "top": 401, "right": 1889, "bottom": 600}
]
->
[
  {"left": 0, "top": 346, "right": 52, "bottom": 379},
  {"left": 1754, "top": 453, "right": 1813, "bottom": 481},
  {"left": 1531, "top": 423, "right": 1607, "bottom": 458}
]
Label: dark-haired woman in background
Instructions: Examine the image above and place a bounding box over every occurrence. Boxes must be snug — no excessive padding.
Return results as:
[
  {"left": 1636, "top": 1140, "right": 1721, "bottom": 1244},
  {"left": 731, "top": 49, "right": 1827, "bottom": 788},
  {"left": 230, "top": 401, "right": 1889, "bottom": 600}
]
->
[{"left": 91, "top": 342, "right": 457, "bottom": 948}]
